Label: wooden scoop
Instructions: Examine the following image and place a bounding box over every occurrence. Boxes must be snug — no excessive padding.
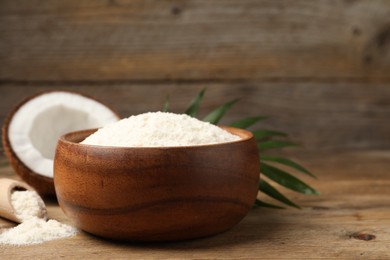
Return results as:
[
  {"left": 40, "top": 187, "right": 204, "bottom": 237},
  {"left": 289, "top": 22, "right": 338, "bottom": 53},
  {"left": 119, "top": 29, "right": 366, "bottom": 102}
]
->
[{"left": 0, "top": 178, "right": 47, "bottom": 223}]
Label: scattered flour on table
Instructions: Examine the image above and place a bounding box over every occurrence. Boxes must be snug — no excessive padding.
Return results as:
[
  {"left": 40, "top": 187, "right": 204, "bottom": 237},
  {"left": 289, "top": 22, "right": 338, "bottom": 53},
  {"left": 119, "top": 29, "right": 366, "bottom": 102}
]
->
[
  {"left": 0, "top": 190, "right": 77, "bottom": 245},
  {"left": 81, "top": 112, "right": 240, "bottom": 147},
  {"left": 0, "top": 217, "right": 77, "bottom": 246}
]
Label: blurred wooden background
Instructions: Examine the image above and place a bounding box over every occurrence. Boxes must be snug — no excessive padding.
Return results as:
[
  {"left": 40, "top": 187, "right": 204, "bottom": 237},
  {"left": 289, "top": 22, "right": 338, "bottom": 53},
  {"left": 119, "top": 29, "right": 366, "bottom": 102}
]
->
[{"left": 1, "top": 0, "right": 389, "bottom": 151}]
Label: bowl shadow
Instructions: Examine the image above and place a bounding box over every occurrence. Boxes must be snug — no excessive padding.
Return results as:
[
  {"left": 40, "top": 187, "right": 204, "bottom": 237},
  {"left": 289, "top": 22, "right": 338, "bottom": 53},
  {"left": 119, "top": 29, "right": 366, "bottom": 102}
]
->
[{"left": 86, "top": 208, "right": 283, "bottom": 250}]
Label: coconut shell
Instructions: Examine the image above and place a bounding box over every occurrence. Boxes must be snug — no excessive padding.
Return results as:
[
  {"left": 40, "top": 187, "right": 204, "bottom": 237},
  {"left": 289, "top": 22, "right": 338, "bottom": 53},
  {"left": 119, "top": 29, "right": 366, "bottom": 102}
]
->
[{"left": 2, "top": 90, "right": 120, "bottom": 197}]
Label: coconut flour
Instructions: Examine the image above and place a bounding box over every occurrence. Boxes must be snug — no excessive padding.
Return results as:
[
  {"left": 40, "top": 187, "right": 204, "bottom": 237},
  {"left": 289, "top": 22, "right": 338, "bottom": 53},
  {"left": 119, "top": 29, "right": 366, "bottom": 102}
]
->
[
  {"left": 0, "top": 190, "right": 77, "bottom": 245},
  {"left": 81, "top": 112, "right": 240, "bottom": 147},
  {"left": 11, "top": 190, "right": 46, "bottom": 222}
]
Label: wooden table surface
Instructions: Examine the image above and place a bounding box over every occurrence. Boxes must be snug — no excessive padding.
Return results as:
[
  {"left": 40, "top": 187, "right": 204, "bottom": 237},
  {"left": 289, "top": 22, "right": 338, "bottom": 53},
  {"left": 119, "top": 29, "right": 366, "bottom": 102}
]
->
[{"left": 1, "top": 150, "right": 389, "bottom": 259}]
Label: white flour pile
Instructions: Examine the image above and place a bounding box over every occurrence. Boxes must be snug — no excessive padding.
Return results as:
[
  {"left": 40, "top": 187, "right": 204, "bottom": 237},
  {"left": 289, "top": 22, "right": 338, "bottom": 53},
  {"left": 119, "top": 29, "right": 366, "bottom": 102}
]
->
[
  {"left": 0, "top": 190, "right": 77, "bottom": 245},
  {"left": 81, "top": 112, "right": 240, "bottom": 147},
  {"left": 11, "top": 190, "right": 46, "bottom": 222}
]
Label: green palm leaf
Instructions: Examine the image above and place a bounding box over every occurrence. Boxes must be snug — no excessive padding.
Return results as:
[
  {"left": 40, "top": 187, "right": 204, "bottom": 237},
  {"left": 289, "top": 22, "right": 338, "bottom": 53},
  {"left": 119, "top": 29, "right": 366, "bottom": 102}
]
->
[
  {"left": 261, "top": 163, "right": 319, "bottom": 195},
  {"left": 261, "top": 155, "right": 316, "bottom": 179},
  {"left": 259, "top": 179, "right": 300, "bottom": 209},
  {"left": 203, "top": 99, "right": 239, "bottom": 124},
  {"left": 252, "top": 130, "right": 288, "bottom": 140},
  {"left": 161, "top": 88, "right": 318, "bottom": 209},
  {"left": 258, "top": 140, "right": 297, "bottom": 150},
  {"left": 229, "top": 116, "right": 268, "bottom": 129},
  {"left": 162, "top": 96, "right": 170, "bottom": 112},
  {"left": 253, "top": 199, "right": 284, "bottom": 209},
  {"left": 185, "top": 88, "right": 206, "bottom": 117}
]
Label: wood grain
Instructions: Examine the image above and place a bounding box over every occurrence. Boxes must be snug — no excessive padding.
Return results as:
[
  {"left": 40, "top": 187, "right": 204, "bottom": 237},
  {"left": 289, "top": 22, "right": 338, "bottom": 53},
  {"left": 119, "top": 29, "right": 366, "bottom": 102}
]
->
[
  {"left": 54, "top": 127, "right": 259, "bottom": 240},
  {"left": 0, "top": 0, "right": 389, "bottom": 81},
  {"left": 1, "top": 84, "right": 389, "bottom": 151},
  {"left": 1, "top": 150, "right": 389, "bottom": 259},
  {"left": 1, "top": 1, "right": 389, "bottom": 256},
  {"left": 1, "top": 1, "right": 389, "bottom": 151}
]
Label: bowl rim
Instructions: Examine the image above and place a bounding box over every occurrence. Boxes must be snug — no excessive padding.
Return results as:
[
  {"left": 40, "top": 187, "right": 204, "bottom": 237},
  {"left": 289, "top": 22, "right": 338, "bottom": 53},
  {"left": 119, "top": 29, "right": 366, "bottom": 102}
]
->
[{"left": 58, "top": 125, "right": 255, "bottom": 150}]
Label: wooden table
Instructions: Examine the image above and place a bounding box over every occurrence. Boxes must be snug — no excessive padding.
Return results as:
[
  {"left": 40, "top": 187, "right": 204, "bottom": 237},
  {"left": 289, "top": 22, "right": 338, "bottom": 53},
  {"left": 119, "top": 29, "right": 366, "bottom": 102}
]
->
[{"left": 1, "top": 150, "right": 389, "bottom": 259}]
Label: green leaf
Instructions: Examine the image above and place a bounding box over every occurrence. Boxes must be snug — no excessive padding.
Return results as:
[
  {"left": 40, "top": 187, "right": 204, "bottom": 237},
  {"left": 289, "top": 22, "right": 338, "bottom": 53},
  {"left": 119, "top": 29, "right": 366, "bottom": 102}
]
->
[
  {"left": 258, "top": 140, "right": 297, "bottom": 150},
  {"left": 261, "top": 155, "right": 316, "bottom": 179},
  {"left": 252, "top": 130, "right": 288, "bottom": 140},
  {"left": 259, "top": 179, "right": 300, "bottom": 209},
  {"left": 162, "top": 95, "right": 170, "bottom": 112},
  {"left": 229, "top": 116, "right": 268, "bottom": 129},
  {"left": 261, "top": 163, "right": 319, "bottom": 195},
  {"left": 253, "top": 199, "right": 284, "bottom": 209},
  {"left": 185, "top": 88, "right": 206, "bottom": 117},
  {"left": 203, "top": 99, "right": 239, "bottom": 124},
  {"left": 160, "top": 90, "right": 319, "bottom": 210}
]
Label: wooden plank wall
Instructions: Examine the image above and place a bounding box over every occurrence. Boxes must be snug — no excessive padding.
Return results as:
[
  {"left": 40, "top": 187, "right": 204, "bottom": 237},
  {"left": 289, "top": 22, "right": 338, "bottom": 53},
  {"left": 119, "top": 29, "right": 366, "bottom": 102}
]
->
[{"left": 1, "top": 0, "right": 389, "bottom": 151}]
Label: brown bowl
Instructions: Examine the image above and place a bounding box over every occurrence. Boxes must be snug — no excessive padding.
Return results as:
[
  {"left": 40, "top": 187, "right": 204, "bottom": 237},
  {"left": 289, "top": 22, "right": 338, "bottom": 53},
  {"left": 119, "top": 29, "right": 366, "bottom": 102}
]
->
[{"left": 54, "top": 126, "right": 260, "bottom": 242}]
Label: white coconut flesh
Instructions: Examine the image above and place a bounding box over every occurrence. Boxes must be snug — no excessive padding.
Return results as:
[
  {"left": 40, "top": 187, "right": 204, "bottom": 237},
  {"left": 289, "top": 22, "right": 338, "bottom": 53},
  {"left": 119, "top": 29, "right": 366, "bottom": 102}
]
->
[{"left": 8, "top": 92, "right": 119, "bottom": 178}]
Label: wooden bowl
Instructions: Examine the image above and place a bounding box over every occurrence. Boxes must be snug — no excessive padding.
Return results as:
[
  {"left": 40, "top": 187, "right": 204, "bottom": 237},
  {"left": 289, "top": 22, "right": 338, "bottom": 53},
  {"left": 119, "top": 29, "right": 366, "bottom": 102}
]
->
[{"left": 54, "top": 126, "right": 260, "bottom": 242}]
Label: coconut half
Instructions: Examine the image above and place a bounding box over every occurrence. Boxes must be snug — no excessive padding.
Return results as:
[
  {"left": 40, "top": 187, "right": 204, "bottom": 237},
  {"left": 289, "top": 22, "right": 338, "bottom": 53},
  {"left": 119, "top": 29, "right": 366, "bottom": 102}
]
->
[{"left": 2, "top": 91, "right": 120, "bottom": 196}]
